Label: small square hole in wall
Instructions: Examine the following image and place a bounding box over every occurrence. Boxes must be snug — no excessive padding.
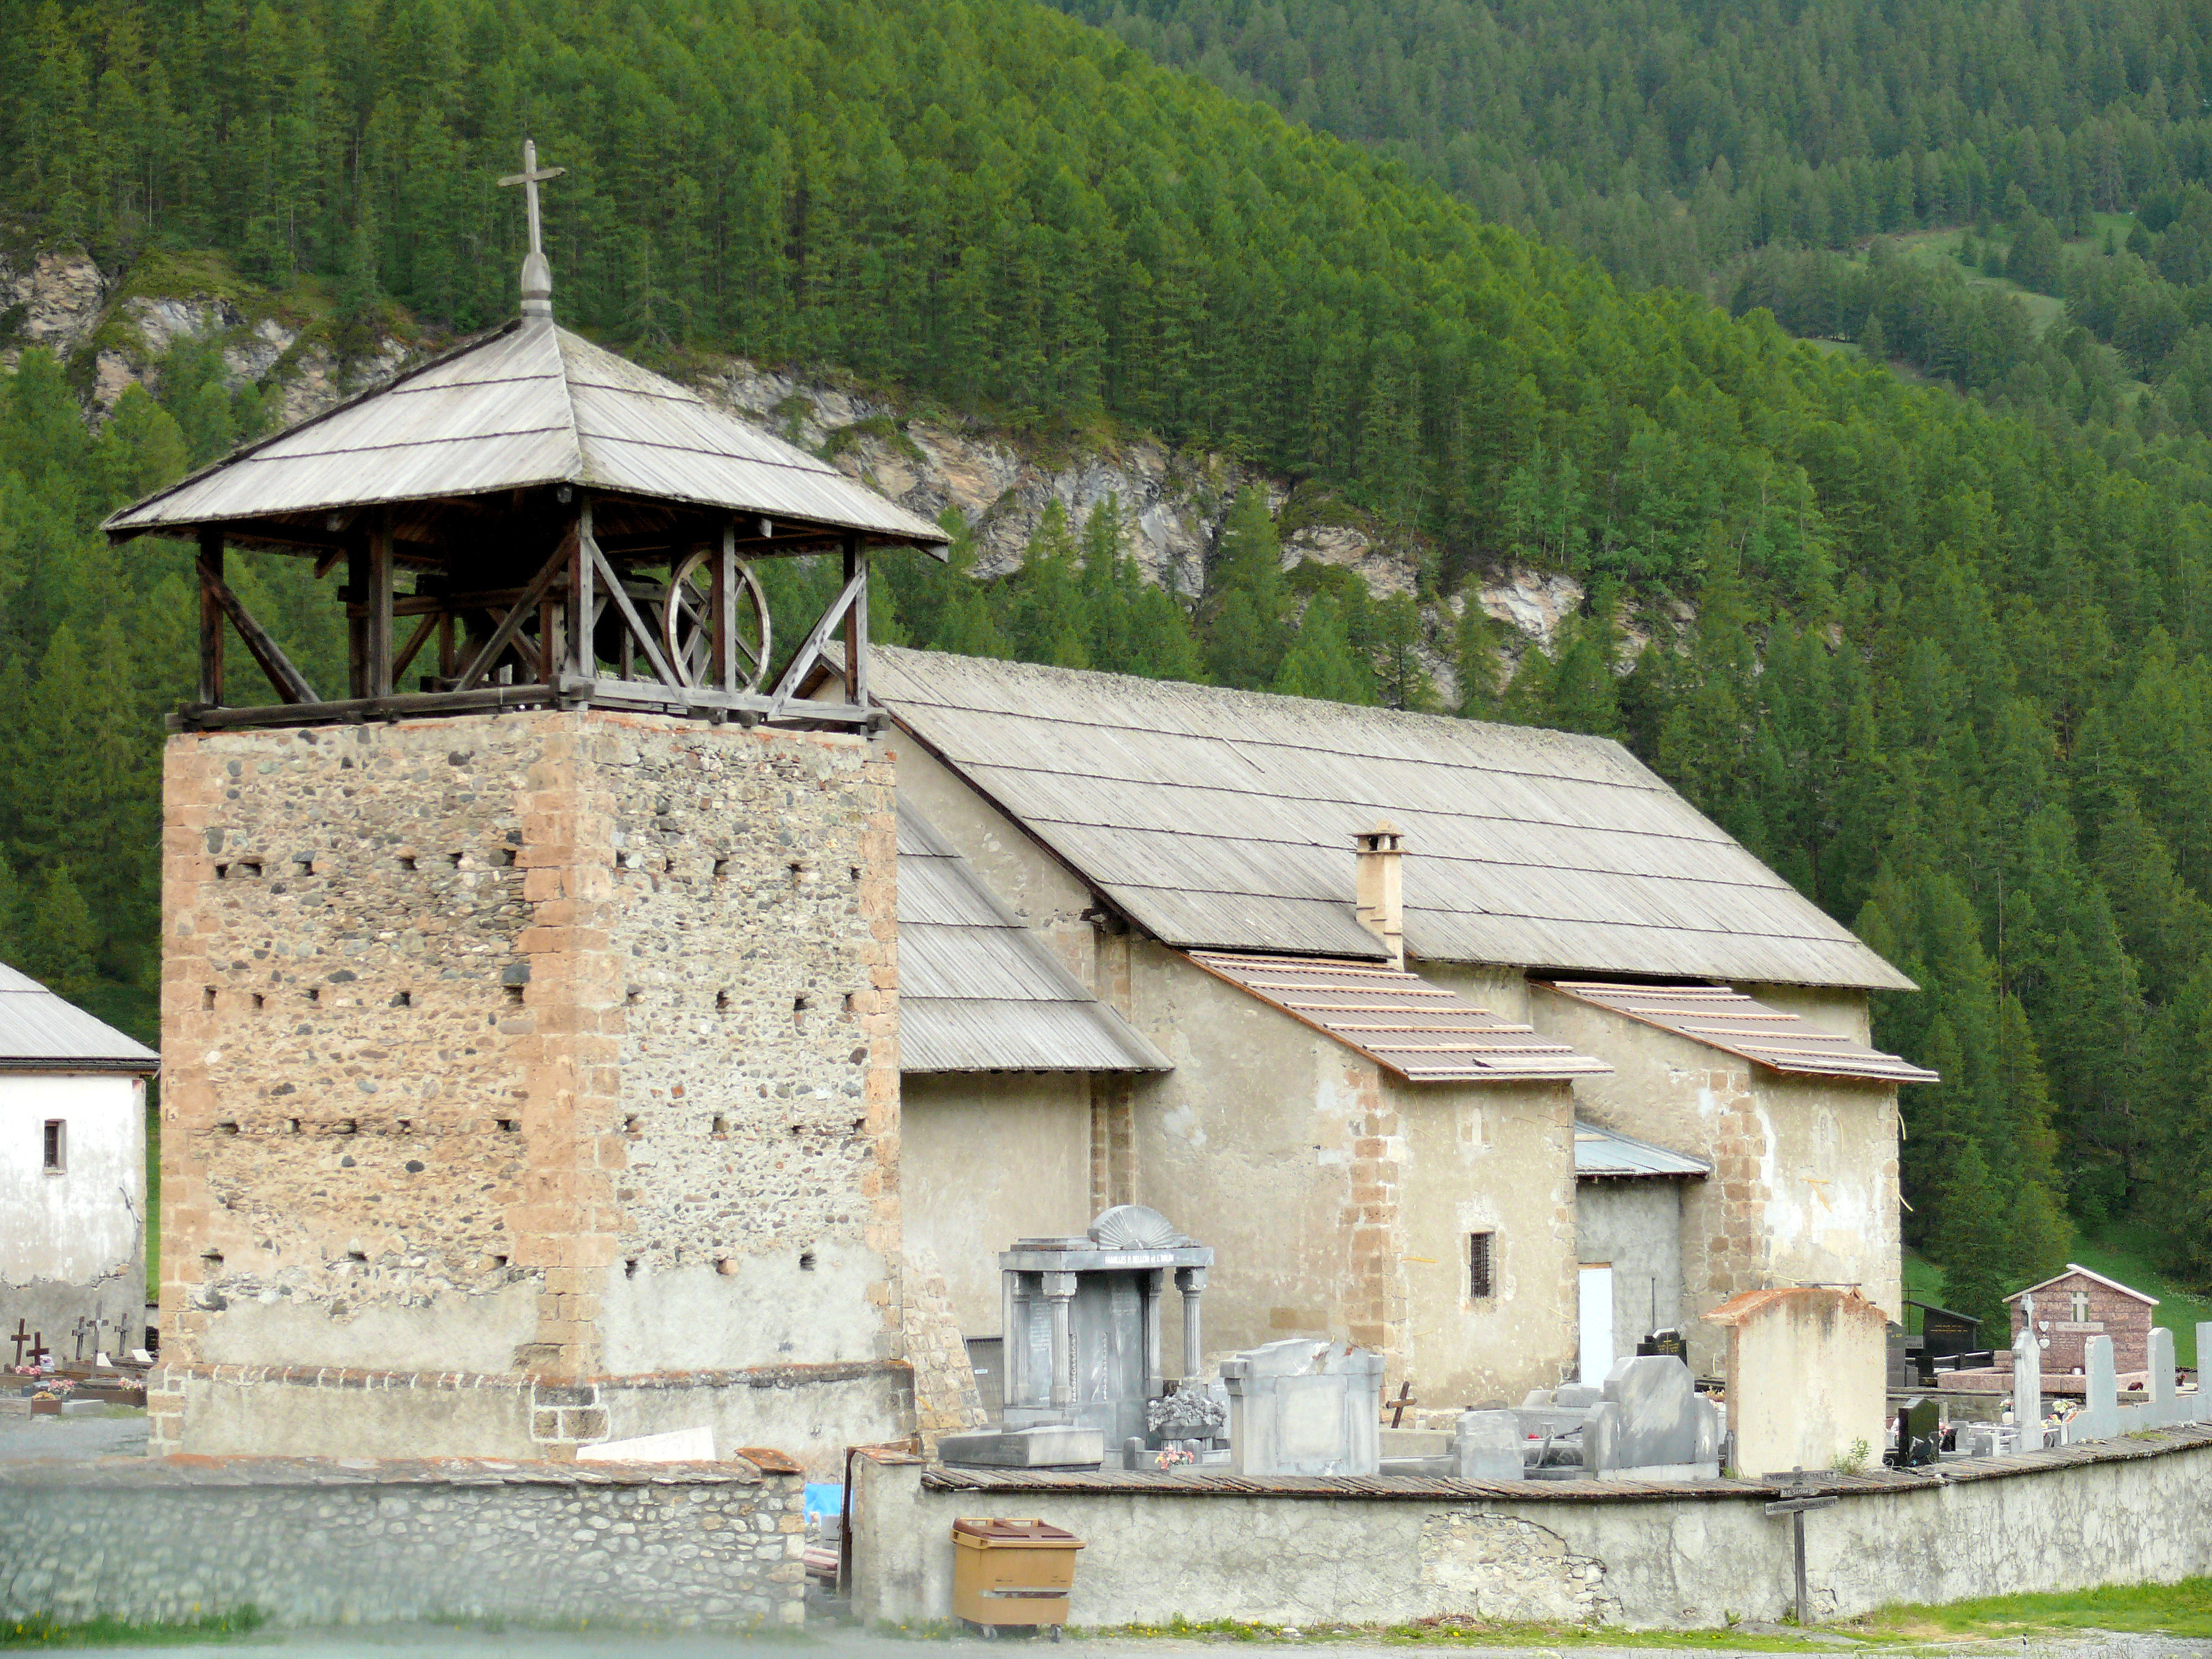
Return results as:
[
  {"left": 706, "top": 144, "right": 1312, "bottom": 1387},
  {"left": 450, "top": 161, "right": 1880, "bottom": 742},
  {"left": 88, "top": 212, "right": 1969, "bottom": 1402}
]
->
[
  {"left": 625, "top": 1259, "right": 640, "bottom": 1279},
  {"left": 711, "top": 1115, "right": 729, "bottom": 1138},
  {"left": 1468, "top": 1231, "right": 1496, "bottom": 1300},
  {"left": 397, "top": 1119, "right": 414, "bottom": 1136},
  {"left": 842, "top": 992, "right": 856, "bottom": 1014},
  {"left": 624, "top": 1114, "right": 641, "bottom": 1135},
  {"left": 201, "top": 1248, "right": 224, "bottom": 1268},
  {"left": 392, "top": 990, "right": 412, "bottom": 1008},
  {"left": 285, "top": 1119, "right": 301, "bottom": 1134},
  {"left": 335, "top": 1119, "right": 357, "bottom": 1136},
  {"left": 504, "top": 985, "right": 525, "bottom": 1007},
  {"left": 250, "top": 993, "right": 264, "bottom": 1011},
  {"left": 214, "top": 862, "right": 230, "bottom": 880},
  {"left": 798, "top": 1251, "right": 816, "bottom": 1272},
  {"left": 496, "top": 1119, "right": 520, "bottom": 1134},
  {"left": 215, "top": 1121, "right": 240, "bottom": 1136},
  {"left": 202, "top": 987, "right": 216, "bottom": 1010},
  {"left": 716, "top": 990, "right": 731, "bottom": 1013},
  {"left": 236, "top": 860, "right": 261, "bottom": 878},
  {"left": 850, "top": 866, "right": 862, "bottom": 884},
  {"left": 491, "top": 1255, "right": 509, "bottom": 1269},
  {"left": 445, "top": 853, "right": 462, "bottom": 869},
  {"left": 793, "top": 994, "right": 811, "bottom": 1027},
  {"left": 293, "top": 856, "right": 313, "bottom": 876},
  {"left": 397, "top": 856, "right": 417, "bottom": 872},
  {"left": 712, "top": 858, "right": 730, "bottom": 879},
  {"left": 306, "top": 987, "right": 321, "bottom": 1004},
  {"left": 788, "top": 861, "right": 808, "bottom": 885},
  {"left": 346, "top": 1250, "right": 368, "bottom": 1263},
  {"left": 716, "top": 1258, "right": 736, "bottom": 1276},
  {"left": 491, "top": 848, "right": 515, "bottom": 868},
  {"left": 625, "top": 987, "right": 641, "bottom": 1006}
]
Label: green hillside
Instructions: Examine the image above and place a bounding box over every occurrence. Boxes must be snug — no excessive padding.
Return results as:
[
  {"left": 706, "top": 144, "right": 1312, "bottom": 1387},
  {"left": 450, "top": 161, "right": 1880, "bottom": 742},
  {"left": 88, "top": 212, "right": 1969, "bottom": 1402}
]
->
[
  {"left": 7, "top": 0, "right": 2212, "bottom": 1319},
  {"left": 1053, "top": 0, "right": 2212, "bottom": 291}
]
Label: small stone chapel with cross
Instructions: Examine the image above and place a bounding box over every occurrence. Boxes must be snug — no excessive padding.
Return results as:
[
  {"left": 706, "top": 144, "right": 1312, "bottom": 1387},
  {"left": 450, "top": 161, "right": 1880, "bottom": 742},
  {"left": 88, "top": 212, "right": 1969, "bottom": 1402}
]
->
[{"left": 107, "top": 146, "right": 950, "bottom": 1466}]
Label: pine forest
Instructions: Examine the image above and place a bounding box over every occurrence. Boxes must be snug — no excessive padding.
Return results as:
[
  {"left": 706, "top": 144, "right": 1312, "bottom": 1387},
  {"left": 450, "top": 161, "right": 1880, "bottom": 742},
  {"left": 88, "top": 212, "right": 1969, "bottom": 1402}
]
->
[{"left": 8, "top": 0, "right": 2212, "bottom": 1326}]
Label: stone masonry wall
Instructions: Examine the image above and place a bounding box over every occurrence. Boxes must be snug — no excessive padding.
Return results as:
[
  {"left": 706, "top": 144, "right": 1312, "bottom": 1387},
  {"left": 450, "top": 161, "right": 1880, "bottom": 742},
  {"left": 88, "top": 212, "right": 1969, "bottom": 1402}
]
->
[
  {"left": 158, "top": 710, "right": 904, "bottom": 1455},
  {"left": 900, "top": 1249, "right": 987, "bottom": 1455},
  {"left": 0, "top": 1456, "right": 806, "bottom": 1629}
]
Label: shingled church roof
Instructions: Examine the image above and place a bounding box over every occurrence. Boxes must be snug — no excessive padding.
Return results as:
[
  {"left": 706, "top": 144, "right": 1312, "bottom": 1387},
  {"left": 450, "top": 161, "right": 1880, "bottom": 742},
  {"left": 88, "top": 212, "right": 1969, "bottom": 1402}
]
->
[
  {"left": 865, "top": 647, "right": 1912, "bottom": 991},
  {"left": 104, "top": 317, "right": 947, "bottom": 552}
]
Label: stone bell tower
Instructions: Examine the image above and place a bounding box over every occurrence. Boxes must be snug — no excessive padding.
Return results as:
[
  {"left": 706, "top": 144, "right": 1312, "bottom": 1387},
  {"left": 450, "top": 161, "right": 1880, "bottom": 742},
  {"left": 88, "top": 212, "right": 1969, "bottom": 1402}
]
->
[{"left": 107, "top": 146, "right": 948, "bottom": 1467}]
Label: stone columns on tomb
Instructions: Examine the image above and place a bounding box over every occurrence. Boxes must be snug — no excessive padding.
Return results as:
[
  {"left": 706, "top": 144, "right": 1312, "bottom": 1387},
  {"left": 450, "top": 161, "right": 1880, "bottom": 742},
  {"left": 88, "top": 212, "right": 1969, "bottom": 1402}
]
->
[
  {"left": 1178, "top": 1266, "right": 1207, "bottom": 1379},
  {"left": 1002, "top": 1271, "right": 1028, "bottom": 1408},
  {"left": 1043, "top": 1272, "right": 1078, "bottom": 1410},
  {"left": 1143, "top": 1269, "right": 1167, "bottom": 1398}
]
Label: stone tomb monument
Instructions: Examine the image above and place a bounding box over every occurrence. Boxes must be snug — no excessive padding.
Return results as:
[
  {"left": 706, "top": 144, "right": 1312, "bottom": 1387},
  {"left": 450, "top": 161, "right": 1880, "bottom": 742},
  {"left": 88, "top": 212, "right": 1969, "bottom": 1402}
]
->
[
  {"left": 1584, "top": 1354, "right": 1720, "bottom": 1480},
  {"left": 997, "top": 1205, "right": 1213, "bottom": 1449},
  {"left": 1222, "top": 1338, "right": 1385, "bottom": 1477}
]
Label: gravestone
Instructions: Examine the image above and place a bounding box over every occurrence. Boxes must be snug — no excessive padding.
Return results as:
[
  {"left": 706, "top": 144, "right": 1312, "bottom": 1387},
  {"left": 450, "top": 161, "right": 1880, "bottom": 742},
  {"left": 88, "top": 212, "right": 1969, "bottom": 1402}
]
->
[
  {"left": 1584, "top": 1355, "right": 1720, "bottom": 1480},
  {"left": 937, "top": 1424, "right": 1106, "bottom": 1468},
  {"left": 1222, "top": 1339, "right": 1384, "bottom": 1477},
  {"left": 2071, "top": 1334, "right": 2120, "bottom": 1442},
  {"left": 1453, "top": 1409, "right": 1524, "bottom": 1481},
  {"left": 2011, "top": 1313, "right": 2044, "bottom": 1436}
]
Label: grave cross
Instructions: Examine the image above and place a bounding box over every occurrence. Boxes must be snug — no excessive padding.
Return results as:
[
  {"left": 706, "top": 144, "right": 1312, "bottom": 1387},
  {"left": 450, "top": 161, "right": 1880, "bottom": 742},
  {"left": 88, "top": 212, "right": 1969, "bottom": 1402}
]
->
[
  {"left": 25, "top": 1330, "right": 48, "bottom": 1369},
  {"left": 1763, "top": 1468, "right": 1839, "bottom": 1626},
  {"left": 9, "top": 1319, "right": 28, "bottom": 1366},
  {"left": 498, "top": 139, "right": 565, "bottom": 313}
]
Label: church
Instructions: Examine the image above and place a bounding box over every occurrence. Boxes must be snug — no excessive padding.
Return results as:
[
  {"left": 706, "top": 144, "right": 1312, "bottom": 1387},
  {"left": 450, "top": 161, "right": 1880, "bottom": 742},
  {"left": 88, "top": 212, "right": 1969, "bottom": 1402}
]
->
[{"left": 103, "top": 148, "right": 1932, "bottom": 1470}]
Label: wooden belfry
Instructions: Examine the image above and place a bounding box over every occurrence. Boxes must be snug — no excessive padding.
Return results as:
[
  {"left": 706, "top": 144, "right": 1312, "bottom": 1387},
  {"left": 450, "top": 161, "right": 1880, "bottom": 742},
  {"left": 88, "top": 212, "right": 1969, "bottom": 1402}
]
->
[{"left": 104, "top": 141, "right": 948, "bottom": 729}]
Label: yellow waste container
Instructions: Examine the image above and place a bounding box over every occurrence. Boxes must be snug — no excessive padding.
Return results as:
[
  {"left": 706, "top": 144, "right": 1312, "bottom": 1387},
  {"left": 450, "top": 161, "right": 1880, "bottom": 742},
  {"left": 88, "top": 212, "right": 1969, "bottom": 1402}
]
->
[{"left": 951, "top": 1516, "right": 1084, "bottom": 1637}]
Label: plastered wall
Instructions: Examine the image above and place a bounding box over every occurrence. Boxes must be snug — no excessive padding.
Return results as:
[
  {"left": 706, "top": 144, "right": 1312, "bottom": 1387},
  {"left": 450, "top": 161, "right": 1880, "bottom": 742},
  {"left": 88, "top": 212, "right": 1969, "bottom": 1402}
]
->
[
  {"left": 0, "top": 1071, "right": 147, "bottom": 1353},
  {"left": 901, "top": 1072, "right": 1092, "bottom": 1335},
  {"left": 1530, "top": 987, "right": 1901, "bottom": 1377},
  {"left": 158, "top": 711, "right": 905, "bottom": 1456},
  {"left": 1575, "top": 1180, "right": 1687, "bottom": 1359}
]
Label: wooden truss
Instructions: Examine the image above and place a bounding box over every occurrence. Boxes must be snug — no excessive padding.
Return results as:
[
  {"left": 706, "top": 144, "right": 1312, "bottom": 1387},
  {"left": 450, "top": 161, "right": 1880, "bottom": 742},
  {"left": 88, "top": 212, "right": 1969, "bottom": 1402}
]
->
[{"left": 181, "top": 497, "right": 876, "bottom": 732}]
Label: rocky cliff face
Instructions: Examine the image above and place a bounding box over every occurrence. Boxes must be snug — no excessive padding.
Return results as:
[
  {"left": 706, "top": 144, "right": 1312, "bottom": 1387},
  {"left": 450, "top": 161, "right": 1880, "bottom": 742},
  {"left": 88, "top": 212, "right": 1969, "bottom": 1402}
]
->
[{"left": 3, "top": 243, "right": 1601, "bottom": 692}]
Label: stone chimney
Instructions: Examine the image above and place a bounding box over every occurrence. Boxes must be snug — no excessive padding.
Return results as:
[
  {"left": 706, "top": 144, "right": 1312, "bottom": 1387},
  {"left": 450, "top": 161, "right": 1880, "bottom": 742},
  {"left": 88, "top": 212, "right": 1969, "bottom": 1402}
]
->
[{"left": 1355, "top": 820, "right": 1405, "bottom": 969}]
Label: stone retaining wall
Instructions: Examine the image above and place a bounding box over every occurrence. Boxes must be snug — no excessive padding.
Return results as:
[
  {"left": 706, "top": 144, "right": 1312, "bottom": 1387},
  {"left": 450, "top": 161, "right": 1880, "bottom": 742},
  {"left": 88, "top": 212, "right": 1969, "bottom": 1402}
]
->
[
  {"left": 1, "top": 1455, "right": 806, "bottom": 1629},
  {"left": 854, "top": 1426, "right": 2212, "bottom": 1630}
]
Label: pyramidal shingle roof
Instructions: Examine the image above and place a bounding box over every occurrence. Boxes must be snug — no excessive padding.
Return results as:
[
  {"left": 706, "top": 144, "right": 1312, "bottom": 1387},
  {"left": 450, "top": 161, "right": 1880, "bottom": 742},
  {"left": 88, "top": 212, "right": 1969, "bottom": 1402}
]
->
[{"left": 104, "top": 316, "right": 948, "bottom": 548}]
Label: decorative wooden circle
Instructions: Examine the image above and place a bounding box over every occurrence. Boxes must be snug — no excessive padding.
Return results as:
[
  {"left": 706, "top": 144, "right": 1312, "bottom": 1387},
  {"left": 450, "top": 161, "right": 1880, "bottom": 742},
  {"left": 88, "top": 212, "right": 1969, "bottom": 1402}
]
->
[{"left": 663, "top": 550, "right": 771, "bottom": 693}]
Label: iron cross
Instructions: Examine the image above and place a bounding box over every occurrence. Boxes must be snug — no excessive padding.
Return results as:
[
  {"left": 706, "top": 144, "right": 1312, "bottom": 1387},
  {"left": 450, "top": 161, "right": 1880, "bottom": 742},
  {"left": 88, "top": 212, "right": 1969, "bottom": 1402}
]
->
[{"left": 498, "top": 139, "right": 565, "bottom": 263}]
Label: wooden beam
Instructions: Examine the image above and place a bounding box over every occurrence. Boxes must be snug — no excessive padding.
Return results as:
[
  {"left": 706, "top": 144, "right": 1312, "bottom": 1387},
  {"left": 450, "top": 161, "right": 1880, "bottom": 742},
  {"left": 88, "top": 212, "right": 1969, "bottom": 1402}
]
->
[
  {"left": 570, "top": 498, "right": 595, "bottom": 679},
  {"left": 366, "top": 514, "right": 395, "bottom": 699},
  {"left": 454, "top": 532, "right": 575, "bottom": 692},
  {"left": 585, "top": 532, "right": 682, "bottom": 689},
  {"left": 198, "top": 561, "right": 320, "bottom": 705},
  {"left": 763, "top": 566, "right": 868, "bottom": 720},
  {"left": 392, "top": 611, "right": 440, "bottom": 685},
  {"left": 344, "top": 538, "right": 368, "bottom": 699},
  {"left": 197, "top": 529, "right": 226, "bottom": 706},
  {"left": 176, "top": 684, "right": 558, "bottom": 731},
  {"left": 843, "top": 535, "right": 870, "bottom": 711}
]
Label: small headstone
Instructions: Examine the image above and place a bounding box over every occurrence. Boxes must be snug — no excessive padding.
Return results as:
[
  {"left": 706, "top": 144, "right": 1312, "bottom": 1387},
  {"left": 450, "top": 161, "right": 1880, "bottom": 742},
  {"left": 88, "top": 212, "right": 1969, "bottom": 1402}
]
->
[
  {"left": 1584, "top": 1355, "right": 1720, "bottom": 1478},
  {"left": 1453, "top": 1410, "right": 1523, "bottom": 1481},
  {"left": 937, "top": 1425, "right": 1106, "bottom": 1468},
  {"left": 2070, "top": 1334, "right": 2119, "bottom": 1443},
  {"left": 1222, "top": 1339, "right": 1383, "bottom": 1477}
]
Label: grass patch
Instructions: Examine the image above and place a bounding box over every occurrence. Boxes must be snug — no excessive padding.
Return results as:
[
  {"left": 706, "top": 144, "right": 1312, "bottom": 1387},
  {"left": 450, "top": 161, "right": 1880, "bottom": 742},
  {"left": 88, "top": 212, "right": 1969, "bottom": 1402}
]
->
[
  {"left": 1861, "top": 1577, "right": 2212, "bottom": 1640},
  {"left": 1067, "top": 1617, "right": 1915, "bottom": 1650},
  {"left": 0, "top": 1609, "right": 266, "bottom": 1648}
]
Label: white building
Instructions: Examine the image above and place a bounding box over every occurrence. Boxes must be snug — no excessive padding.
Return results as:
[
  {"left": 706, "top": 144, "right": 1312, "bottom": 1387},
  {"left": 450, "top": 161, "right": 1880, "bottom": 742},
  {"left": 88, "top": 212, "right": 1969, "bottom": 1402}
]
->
[{"left": 0, "top": 964, "right": 160, "bottom": 1362}]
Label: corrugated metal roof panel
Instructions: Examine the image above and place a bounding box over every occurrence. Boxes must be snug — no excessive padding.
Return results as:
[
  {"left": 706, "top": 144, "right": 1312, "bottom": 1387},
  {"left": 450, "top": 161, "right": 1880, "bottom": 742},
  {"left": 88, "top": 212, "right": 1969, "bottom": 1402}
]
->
[
  {"left": 105, "top": 318, "right": 948, "bottom": 549},
  {"left": 1574, "top": 1120, "right": 1711, "bottom": 1179},
  {"left": 896, "top": 802, "right": 1167, "bottom": 1074},
  {"left": 1184, "top": 950, "right": 1608, "bottom": 1083},
  {"left": 870, "top": 648, "right": 1913, "bottom": 991},
  {"left": 0, "top": 962, "right": 159, "bottom": 1070},
  {"left": 1541, "top": 980, "right": 1939, "bottom": 1085}
]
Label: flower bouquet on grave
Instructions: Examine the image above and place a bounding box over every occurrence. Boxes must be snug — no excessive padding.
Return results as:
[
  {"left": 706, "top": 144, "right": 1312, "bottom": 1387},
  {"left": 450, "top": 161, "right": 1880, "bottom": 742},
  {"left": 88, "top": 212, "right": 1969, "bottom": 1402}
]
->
[{"left": 1155, "top": 1446, "right": 1196, "bottom": 1472}]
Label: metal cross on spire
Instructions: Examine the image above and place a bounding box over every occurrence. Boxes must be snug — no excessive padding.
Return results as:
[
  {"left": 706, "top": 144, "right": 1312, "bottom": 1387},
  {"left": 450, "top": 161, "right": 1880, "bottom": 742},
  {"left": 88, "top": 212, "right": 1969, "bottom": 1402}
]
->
[{"left": 499, "top": 139, "right": 566, "bottom": 318}]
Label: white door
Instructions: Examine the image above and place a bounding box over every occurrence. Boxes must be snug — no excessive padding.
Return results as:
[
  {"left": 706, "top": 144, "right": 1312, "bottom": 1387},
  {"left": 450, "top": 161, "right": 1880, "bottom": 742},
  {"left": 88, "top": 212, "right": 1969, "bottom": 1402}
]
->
[{"left": 1578, "top": 1264, "right": 1615, "bottom": 1384}]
